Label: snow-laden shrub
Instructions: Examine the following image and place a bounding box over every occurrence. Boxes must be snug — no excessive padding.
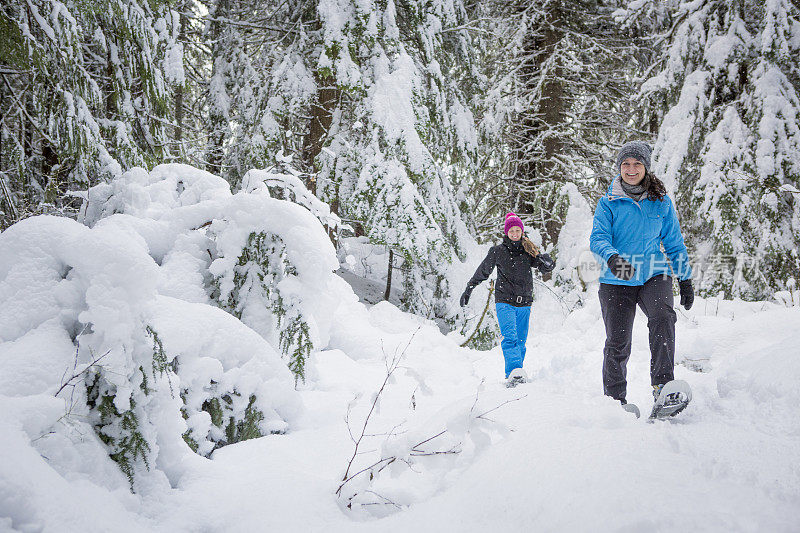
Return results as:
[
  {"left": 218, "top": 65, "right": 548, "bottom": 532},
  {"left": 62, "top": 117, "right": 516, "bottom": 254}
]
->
[
  {"left": 0, "top": 216, "right": 169, "bottom": 489},
  {"left": 336, "top": 364, "right": 511, "bottom": 520},
  {"left": 80, "top": 164, "right": 344, "bottom": 386},
  {"left": 0, "top": 161, "right": 350, "bottom": 488},
  {"left": 773, "top": 278, "right": 800, "bottom": 307},
  {"left": 0, "top": 212, "right": 302, "bottom": 488},
  {"left": 149, "top": 296, "right": 300, "bottom": 457},
  {"left": 209, "top": 230, "right": 313, "bottom": 382},
  {"left": 240, "top": 161, "right": 344, "bottom": 233}
]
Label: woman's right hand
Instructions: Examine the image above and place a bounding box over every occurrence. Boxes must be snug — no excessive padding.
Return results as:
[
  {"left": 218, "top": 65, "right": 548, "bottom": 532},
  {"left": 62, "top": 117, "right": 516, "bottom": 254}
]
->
[{"left": 607, "top": 254, "right": 636, "bottom": 281}]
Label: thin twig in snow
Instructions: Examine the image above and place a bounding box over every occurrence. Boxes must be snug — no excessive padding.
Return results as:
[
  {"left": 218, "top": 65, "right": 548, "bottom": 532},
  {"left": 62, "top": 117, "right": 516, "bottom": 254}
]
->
[
  {"left": 361, "top": 490, "right": 402, "bottom": 509},
  {"left": 55, "top": 349, "right": 112, "bottom": 399},
  {"left": 409, "top": 430, "right": 448, "bottom": 450},
  {"left": 336, "top": 328, "right": 420, "bottom": 496},
  {"left": 476, "top": 394, "right": 527, "bottom": 420}
]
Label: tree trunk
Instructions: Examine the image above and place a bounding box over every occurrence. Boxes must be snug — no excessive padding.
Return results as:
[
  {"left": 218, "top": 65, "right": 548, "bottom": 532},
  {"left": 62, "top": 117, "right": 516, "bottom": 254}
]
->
[
  {"left": 513, "top": 2, "right": 566, "bottom": 247},
  {"left": 384, "top": 249, "right": 394, "bottom": 301},
  {"left": 174, "top": 3, "right": 187, "bottom": 159},
  {"left": 206, "top": 0, "right": 229, "bottom": 176},
  {"left": 302, "top": 71, "right": 339, "bottom": 195},
  {"left": 537, "top": 22, "right": 564, "bottom": 181}
]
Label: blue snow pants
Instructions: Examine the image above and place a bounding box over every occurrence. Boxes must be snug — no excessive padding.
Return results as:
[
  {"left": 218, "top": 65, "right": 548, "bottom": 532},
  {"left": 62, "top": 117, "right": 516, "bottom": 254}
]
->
[{"left": 495, "top": 303, "right": 532, "bottom": 378}]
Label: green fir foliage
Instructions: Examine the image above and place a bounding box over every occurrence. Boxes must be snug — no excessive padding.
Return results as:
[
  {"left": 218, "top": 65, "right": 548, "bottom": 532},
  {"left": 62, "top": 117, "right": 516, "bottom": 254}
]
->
[
  {"left": 0, "top": 0, "right": 179, "bottom": 219},
  {"left": 82, "top": 325, "right": 183, "bottom": 489},
  {"left": 280, "top": 318, "right": 312, "bottom": 385},
  {"left": 86, "top": 373, "right": 151, "bottom": 490},
  {"left": 191, "top": 392, "right": 266, "bottom": 453},
  {"left": 147, "top": 325, "right": 174, "bottom": 376},
  {"left": 213, "top": 231, "right": 313, "bottom": 383}
]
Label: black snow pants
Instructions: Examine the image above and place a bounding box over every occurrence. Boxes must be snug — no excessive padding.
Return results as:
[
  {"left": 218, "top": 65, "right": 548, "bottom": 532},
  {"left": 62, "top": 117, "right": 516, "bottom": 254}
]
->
[{"left": 599, "top": 274, "right": 677, "bottom": 402}]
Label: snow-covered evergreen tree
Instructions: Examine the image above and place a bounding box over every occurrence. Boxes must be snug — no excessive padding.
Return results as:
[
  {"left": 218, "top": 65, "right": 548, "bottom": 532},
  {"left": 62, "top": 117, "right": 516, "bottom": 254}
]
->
[
  {"left": 0, "top": 0, "right": 183, "bottom": 224},
  {"left": 631, "top": 0, "right": 800, "bottom": 298},
  {"left": 473, "top": 0, "right": 632, "bottom": 248},
  {"left": 72, "top": 162, "right": 342, "bottom": 468},
  {"left": 181, "top": 1, "right": 479, "bottom": 325},
  {"left": 310, "top": 0, "right": 480, "bottom": 322}
]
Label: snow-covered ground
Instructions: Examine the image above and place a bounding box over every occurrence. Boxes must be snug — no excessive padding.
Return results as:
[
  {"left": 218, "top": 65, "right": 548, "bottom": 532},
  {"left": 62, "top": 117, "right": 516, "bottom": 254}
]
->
[
  {"left": 1, "top": 164, "right": 798, "bottom": 532},
  {"left": 3, "top": 287, "right": 798, "bottom": 532}
]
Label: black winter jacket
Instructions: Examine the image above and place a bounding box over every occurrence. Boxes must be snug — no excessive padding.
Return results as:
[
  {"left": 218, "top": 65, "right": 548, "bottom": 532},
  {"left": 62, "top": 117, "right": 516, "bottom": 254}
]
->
[{"left": 467, "top": 236, "right": 555, "bottom": 307}]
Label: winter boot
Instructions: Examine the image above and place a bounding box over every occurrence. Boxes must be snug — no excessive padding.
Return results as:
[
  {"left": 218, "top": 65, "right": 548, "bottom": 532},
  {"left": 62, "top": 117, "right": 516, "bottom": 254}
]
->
[
  {"left": 652, "top": 384, "right": 664, "bottom": 401},
  {"left": 506, "top": 368, "right": 527, "bottom": 388},
  {"left": 620, "top": 398, "right": 640, "bottom": 419}
]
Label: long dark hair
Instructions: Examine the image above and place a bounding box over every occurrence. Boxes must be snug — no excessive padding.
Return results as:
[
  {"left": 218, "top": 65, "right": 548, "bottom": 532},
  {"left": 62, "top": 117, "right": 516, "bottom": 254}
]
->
[{"left": 643, "top": 171, "right": 667, "bottom": 201}]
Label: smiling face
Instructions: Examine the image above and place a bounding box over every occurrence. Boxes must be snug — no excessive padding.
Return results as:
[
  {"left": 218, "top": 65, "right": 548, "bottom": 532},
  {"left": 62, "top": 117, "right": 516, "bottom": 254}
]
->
[
  {"left": 507, "top": 226, "right": 522, "bottom": 241},
  {"left": 620, "top": 157, "right": 646, "bottom": 186}
]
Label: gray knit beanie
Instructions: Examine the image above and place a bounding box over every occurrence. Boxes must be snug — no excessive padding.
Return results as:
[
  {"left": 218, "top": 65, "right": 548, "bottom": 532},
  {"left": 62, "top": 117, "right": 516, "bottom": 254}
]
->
[{"left": 616, "top": 141, "right": 652, "bottom": 173}]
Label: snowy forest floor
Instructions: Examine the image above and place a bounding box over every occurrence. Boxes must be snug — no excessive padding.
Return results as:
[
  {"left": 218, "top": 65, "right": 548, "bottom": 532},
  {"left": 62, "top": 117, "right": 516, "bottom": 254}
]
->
[{"left": 86, "top": 287, "right": 800, "bottom": 533}]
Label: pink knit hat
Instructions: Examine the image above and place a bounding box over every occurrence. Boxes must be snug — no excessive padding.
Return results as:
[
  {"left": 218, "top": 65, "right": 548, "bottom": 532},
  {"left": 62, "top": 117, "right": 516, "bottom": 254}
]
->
[{"left": 504, "top": 212, "right": 524, "bottom": 235}]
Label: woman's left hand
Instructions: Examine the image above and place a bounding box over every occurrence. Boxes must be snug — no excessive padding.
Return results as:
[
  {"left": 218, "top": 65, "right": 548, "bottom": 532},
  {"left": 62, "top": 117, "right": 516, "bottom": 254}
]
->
[
  {"left": 536, "top": 253, "right": 555, "bottom": 273},
  {"left": 679, "top": 279, "right": 694, "bottom": 310}
]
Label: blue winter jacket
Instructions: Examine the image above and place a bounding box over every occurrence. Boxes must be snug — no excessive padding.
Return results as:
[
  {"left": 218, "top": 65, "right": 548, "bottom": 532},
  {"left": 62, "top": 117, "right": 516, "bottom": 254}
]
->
[{"left": 590, "top": 178, "right": 692, "bottom": 286}]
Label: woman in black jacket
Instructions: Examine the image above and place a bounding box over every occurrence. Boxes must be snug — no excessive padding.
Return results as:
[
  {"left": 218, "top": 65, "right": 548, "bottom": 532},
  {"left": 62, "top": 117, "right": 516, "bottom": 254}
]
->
[{"left": 460, "top": 213, "right": 555, "bottom": 386}]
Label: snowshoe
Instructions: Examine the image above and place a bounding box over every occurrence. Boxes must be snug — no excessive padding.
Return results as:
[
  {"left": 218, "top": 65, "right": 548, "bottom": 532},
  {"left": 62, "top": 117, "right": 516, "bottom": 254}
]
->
[
  {"left": 506, "top": 368, "right": 527, "bottom": 388},
  {"left": 648, "top": 380, "right": 692, "bottom": 421}
]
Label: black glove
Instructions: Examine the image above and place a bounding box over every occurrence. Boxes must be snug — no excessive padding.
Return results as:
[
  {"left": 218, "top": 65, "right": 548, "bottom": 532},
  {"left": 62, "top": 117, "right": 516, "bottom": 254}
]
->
[
  {"left": 607, "top": 254, "right": 635, "bottom": 281},
  {"left": 536, "top": 253, "right": 555, "bottom": 273},
  {"left": 460, "top": 285, "right": 474, "bottom": 307},
  {"left": 679, "top": 279, "right": 694, "bottom": 310}
]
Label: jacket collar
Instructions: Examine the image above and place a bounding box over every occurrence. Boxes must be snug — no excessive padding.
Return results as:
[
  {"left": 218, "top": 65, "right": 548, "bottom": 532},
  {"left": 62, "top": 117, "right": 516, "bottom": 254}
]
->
[
  {"left": 502, "top": 235, "right": 524, "bottom": 252},
  {"left": 607, "top": 176, "right": 639, "bottom": 202}
]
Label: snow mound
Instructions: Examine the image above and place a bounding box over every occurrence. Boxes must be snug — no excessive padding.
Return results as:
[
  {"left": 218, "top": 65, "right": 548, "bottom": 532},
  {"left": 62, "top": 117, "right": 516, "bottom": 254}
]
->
[{"left": 0, "top": 162, "right": 357, "bottom": 513}]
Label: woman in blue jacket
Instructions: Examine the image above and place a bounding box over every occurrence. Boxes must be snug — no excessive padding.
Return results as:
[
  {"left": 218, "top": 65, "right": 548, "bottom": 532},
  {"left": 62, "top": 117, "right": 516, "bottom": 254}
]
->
[{"left": 589, "top": 141, "right": 694, "bottom": 408}]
